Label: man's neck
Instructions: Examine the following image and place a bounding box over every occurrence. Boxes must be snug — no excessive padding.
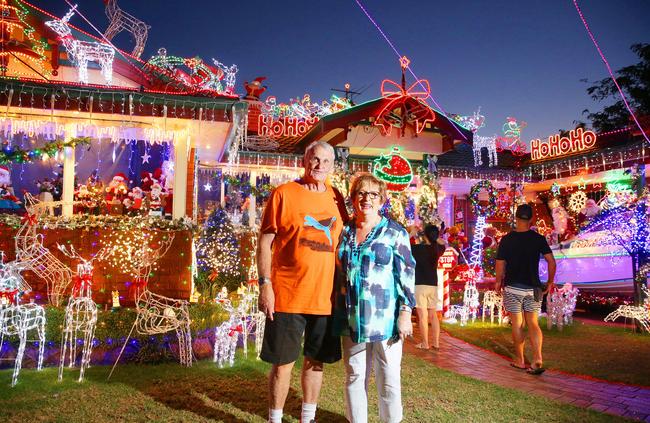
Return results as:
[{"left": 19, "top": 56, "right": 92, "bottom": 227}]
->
[
  {"left": 515, "top": 222, "right": 530, "bottom": 232},
  {"left": 299, "top": 178, "right": 326, "bottom": 192}
]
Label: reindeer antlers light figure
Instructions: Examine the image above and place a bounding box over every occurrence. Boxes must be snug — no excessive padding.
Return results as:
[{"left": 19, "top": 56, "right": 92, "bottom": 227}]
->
[
  {"left": 103, "top": 0, "right": 150, "bottom": 59},
  {"left": 213, "top": 60, "right": 238, "bottom": 95},
  {"left": 604, "top": 285, "right": 650, "bottom": 332},
  {"left": 0, "top": 257, "right": 45, "bottom": 387},
  {"left": 56, "top": 244, "right": 111, "bottom": 382},
  {"left": 15, "top": 193, "right": 73, "bottom": 306},
  {"left": 481, "top": 290, "right": 505, "bottom": 325},
  {"left": 45, "top": 6, "right": 115, "bottom": 85},
  {"left": 108, "top": 231, "right": 192, "bottom": 379}
]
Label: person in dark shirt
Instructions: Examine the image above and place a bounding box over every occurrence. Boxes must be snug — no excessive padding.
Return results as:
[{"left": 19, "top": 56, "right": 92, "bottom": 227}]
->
[
  {"left": 496, "top": 204, "right": 556, "bottom": 375},
  {"left": 411, "top": 225, "right": 446, "bottom": 350}
]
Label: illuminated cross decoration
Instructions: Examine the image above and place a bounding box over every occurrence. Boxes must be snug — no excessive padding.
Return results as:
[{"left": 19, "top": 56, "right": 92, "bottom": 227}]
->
[{"left": 373, "top": 57, "right": 436, "bottom": 137}]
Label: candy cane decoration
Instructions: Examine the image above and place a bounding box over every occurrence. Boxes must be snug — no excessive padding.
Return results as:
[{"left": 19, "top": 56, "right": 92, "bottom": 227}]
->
[{"left": 437, "top": 247, "right": 458, "bottom": 318}]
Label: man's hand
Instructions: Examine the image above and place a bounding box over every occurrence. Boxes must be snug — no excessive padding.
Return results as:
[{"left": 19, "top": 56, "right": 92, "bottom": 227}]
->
[
  {"left": 258, "top": 284, "right": 275, "bottom": 321},
  {"left": 543, "top": 281, "right": 555, "bottom": 295},
  {"left": 397, "top": 310, "right": 413, "bottom": 342}
]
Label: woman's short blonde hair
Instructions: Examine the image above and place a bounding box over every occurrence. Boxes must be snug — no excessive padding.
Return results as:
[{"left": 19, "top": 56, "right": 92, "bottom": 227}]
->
[{"left": 349, "top": 173, "right": 387, "bottom": 202}]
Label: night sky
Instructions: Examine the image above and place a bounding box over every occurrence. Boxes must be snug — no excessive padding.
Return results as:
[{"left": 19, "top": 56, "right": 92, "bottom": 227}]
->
[{"left": 35, "top": 0, "right": 650, "bottom": 143}]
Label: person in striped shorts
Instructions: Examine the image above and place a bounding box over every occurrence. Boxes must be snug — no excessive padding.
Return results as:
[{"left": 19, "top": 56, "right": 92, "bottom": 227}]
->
[{"left": 495, "top": 204, "right": 556, "bottom": 375}]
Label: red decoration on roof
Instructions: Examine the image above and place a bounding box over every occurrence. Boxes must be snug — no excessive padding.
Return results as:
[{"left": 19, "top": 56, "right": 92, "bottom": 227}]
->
[{"left": 373, "top": 78, "right": 437, "bottom": 136}]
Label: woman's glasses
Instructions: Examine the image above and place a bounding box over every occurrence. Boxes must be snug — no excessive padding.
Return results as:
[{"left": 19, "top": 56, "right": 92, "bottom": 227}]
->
[{"left": 356, "top": 191, "right": 381, "bottom": 200}]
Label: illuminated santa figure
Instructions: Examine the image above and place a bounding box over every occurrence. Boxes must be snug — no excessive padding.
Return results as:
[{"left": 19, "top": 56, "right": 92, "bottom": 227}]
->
[
  {"left": 0, "top": 165, "right": 21, "bottom": 213},
  {"left": 148, "top": 182, "right": 164, "bottom": 217},
  {"left": 106, "top": 172, "right": 129, "bottom": 204},
  {"left": 581, "top": 199, "right": 601, "bottom": 218}
]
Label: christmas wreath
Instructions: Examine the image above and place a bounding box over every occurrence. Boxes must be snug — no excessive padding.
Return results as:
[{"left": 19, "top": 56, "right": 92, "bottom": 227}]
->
[{"left": 469, "top": 180, "right": 498, "bottom": 216}]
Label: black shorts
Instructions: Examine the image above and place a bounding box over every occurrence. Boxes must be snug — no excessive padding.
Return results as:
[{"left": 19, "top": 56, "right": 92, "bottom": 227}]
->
[{"left": 260, "top": 312, "right": 342, "bottom": 365}]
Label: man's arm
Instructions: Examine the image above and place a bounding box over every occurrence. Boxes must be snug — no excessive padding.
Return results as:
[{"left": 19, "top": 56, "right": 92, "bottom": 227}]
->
[
  {"left": 257, "top": 232, "right": 276, "bottom": 320},
  {"left": 495, "top": 259, "right": 505, "bottom": 292},
  {"left": 543, "top": 252, "right": 556, "bottom": 293}
]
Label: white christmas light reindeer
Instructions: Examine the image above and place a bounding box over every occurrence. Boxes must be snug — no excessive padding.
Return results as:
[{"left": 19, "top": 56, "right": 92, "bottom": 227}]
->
[
  {"left": 15, "top": 193, "right": 73, "bottom": 306},
  {"left": 56, "top": 244, "right": 111, "bottom": 383},
  {"left": 0, "top": 259, "right": 45, "bottom": 387},
  {"left": 103, "top": 0, "right": 150, "bottom": 59},
  {"left": 482, "top": 290, "right": 505, "bottom": 325},
  {"left": 213, "top": 285, "right": 264, "bottom": 368},
  {"left": 108, "top": 232, "right": 193, "bottom": 379},
  {"left": 604, "top": 285, "right": 650, "bottom": 332},
  {"left": 45, "top": 6, "right": 115, "bottom": 85},
  {"left": 473, "top": 135, "right": 498, "bottom": 167},
  {"left": 213, "top": 60, "right": 239, "bottom": 95},
  {"left": 547, "top": 283, "right": 579, "bottom": 331}
]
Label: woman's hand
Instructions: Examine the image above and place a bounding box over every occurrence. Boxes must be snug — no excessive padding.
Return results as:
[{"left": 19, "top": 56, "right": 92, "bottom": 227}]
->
[{"left": 397, "top": 310, "right": 413, "bottom": 342}]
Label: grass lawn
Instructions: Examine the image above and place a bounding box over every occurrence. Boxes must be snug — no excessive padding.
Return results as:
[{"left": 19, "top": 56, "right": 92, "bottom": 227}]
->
[
  {"left": 443, "top": 318, "right": 650, "bottom": 386},
  {"left": 0, "top": 351, "right": 626, "bottom": 422}
]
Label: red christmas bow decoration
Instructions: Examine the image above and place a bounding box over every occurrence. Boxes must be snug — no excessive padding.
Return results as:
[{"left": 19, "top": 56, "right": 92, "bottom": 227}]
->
[
  {"left": 0, "top": 289, "right": 18, "bottom": 305},
  {"left": 374, "top": 79, "right": 437, "bottom": 136},
  {"left": 71, "top": 273, "right": 93, "bottom": 297},
  {"left": 228, "top": 324, "right": 243, "bottom": 337},
  {"left": 21, "top": 213, "right": 37, "bottom": 225},
  {"left": 129, "top": 277, "right": 148, "bottom": 300}
]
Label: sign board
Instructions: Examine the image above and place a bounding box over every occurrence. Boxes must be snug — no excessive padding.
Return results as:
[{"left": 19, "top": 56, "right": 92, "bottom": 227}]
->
[
  {"left": 437, "top": 248, "right": 458, "bottom": 270},
  {"left": 530, "top": 128, "right": 597, "bottom": 161},
  {"left": 258, "top": 114, "right": 318, "bottom": 138}
]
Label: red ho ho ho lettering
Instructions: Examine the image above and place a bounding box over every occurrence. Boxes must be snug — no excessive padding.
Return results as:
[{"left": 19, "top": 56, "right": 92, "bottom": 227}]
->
[
  {"left": 258, "top": 115, "right": 319, "bottom": 138},
  {"left": 530, "top": 128, "right": 597, "bottom": 161}
]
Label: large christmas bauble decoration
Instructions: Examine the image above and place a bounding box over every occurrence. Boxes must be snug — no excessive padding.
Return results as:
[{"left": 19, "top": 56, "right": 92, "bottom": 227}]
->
[{"left": 373, "top": 147, "right": 413, "bottom": 191}]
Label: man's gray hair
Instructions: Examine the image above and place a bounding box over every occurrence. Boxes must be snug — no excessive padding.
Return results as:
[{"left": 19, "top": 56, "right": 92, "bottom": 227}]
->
[{"left": 303, "top": 140, "right": 335, "bottom": 160}]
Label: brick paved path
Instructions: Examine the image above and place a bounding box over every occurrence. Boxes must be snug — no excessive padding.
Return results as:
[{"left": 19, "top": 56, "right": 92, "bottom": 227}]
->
[{"left": 405, "top": 332, "right": 650, "bottom": 422}]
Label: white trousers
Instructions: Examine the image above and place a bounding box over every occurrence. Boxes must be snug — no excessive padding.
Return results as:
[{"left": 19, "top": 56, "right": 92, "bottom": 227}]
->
[{"left": 343, "top": 336, "right": 403, "bottom": 423}]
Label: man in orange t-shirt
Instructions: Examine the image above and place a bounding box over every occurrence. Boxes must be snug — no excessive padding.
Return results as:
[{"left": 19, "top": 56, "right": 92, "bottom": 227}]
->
[{"left": 258, "top": 141, "right": 347, "bottom": 423}]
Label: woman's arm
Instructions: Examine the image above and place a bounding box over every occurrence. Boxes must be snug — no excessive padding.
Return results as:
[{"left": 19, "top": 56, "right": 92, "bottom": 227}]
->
[{"left": 393, "top": 228, "right": 416, "bottom": 311}]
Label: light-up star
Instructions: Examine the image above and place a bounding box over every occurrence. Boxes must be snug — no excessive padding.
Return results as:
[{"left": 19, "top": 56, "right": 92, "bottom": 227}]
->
[
  {"left": 399, "top": 56, "right": 410, "bottom": 69},
  {"left": 550, "top": 182, "right": 562, "bottom": 197},
  {"left": 577, "top": 177, "right": 589, "bottom": 190},
  {"left": 141, "top": 150, "right": 151, "bottom": 164},
  {"left": 203, "top": 182, "right": 212, "bottom": 191},
  {"left": 374, "top": 155, "right": 391, "bottom": 169}
]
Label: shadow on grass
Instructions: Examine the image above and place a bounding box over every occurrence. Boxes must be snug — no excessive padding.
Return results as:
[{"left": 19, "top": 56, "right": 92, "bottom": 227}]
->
[{"left": 87, "top": 359, "right": 347, "bottom": 423}]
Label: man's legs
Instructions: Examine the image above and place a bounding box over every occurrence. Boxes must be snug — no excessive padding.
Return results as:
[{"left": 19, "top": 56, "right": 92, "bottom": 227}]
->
[
  {"left": 416, "top": 306, "right": 429, "bottom": 348},
  {"left": 301, "top": 314, "right": 341, "bottom": 422},
  {"left": 260, "top": 313, "right": 306, "bottom": 422},
  {"left": 429, "top": 308, "right": 440, "bottom": 349},
  {"left": 509, "top": 312, "right": 526, "bottom": 368},
  {"left": 269, "top": 361, "right": 295, "bottom": 408},
  {"left": 301, "top": 357, "right": 323, "bottom": 422},
  {"left": 524, "top": 311, "right": 543, "bottom": 368}
]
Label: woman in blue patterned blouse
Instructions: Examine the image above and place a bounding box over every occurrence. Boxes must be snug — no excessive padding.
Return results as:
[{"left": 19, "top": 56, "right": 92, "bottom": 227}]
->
[{"left": 335, "top": 173, "right": 416, "bottom": 423}]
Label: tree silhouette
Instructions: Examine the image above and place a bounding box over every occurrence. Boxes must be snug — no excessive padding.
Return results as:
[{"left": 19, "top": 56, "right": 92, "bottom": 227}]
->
[{"left": 583, "top": 43, "right": 650, "bottom": 132}]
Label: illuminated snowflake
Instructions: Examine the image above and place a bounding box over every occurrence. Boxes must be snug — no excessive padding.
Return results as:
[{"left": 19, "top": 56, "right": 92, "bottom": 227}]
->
[{"left": 568, "top": 191, "right": 587, "bottom": 213}]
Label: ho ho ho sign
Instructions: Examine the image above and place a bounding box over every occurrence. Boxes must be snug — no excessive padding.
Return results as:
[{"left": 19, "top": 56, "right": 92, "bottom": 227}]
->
[
  {"left": 530, "top": 128, "right": 597, "bottom": 161},
  {"left": 258, "top": 114, "right": 319, "bottom": 138}
]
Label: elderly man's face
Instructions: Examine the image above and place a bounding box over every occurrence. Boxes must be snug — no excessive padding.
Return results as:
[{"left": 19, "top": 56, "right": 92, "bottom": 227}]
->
[{"left": 304, "top": 146, "right": 334, "bottom": 183}]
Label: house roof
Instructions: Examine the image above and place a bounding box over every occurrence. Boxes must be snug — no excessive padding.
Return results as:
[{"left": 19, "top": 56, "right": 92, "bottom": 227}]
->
[{"left": 287, "top": 96, "right": 474, "bottom": 154}]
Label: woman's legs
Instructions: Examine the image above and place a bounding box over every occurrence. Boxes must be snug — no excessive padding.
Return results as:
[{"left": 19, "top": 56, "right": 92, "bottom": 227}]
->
[
  {"left": 343, "top": 336, "right": 372, "bottom": 423},
  {"left": 373, "top": 339, "right": 403, "bottom": 423}
]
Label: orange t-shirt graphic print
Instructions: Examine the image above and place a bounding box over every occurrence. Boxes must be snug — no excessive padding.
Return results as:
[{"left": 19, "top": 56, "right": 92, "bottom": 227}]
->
[{"left": 260, "top": 181, "right": 346, "bottom": 315}]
